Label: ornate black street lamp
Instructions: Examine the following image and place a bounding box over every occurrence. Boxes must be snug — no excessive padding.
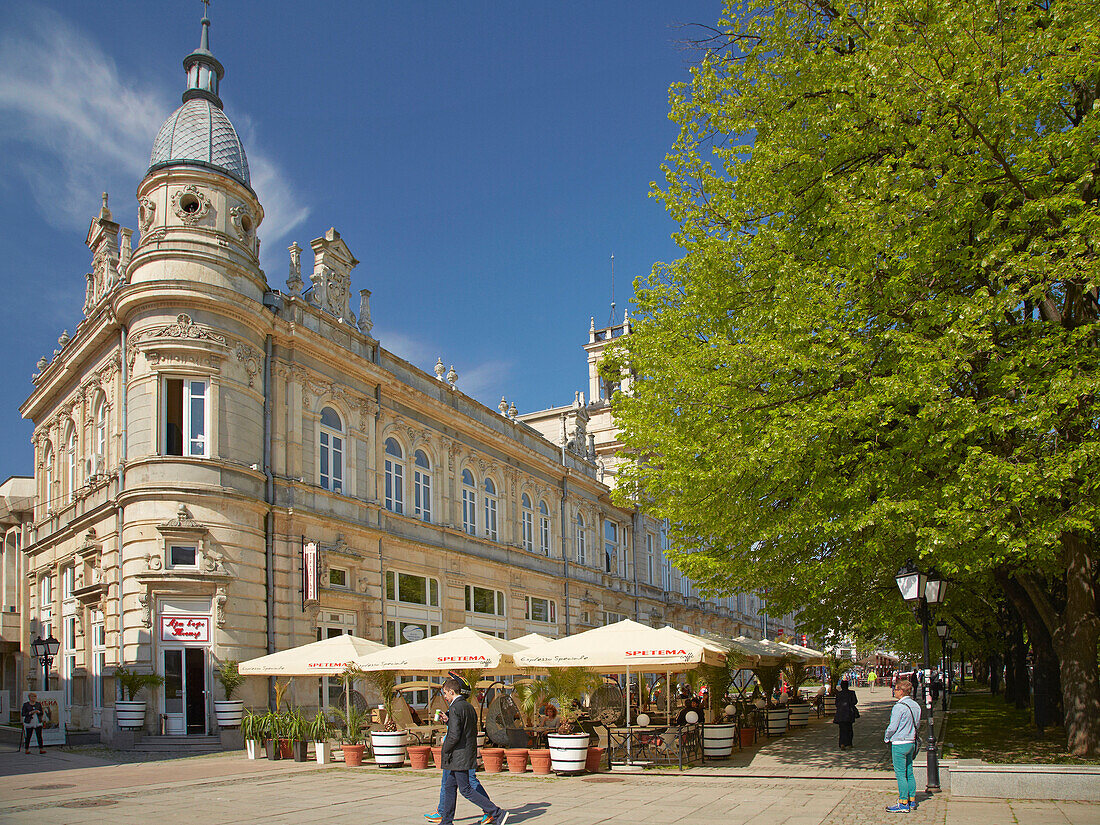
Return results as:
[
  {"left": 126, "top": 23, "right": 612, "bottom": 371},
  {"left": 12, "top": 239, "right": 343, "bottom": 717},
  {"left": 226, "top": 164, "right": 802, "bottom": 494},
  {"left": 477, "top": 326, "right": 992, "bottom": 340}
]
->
[
  {"left": 895, "top": 561, "right": 947, "bottom": 792},
  {"left": 31, "top": 635, "right": 60, "bottom": 691},
  {"left": 935, "top": 620, "right": 950, "bottom": 712}
]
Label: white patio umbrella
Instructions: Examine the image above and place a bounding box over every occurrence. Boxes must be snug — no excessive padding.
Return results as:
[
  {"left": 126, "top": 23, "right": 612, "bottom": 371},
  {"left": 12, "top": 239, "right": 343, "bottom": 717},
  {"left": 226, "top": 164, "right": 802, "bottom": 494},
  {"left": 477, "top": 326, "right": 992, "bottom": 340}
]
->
[
  {"left": 239, "top": 634, "right": 386, "bottom": 676},
  {"left": 511, "top": 632, "right": 556, "bottom": 648},
  {"left": 353, "top": 626, "right": 528, "bottom": 675},
  {"left": 515, "top": 619, "right": 727, "bottom": 763}
]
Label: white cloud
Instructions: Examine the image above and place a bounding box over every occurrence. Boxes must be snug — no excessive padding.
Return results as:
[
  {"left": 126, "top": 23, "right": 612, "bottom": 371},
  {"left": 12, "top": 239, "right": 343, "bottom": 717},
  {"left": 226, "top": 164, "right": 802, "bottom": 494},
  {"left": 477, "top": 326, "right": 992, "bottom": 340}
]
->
[{"left": 0, "top": 6, "right": 307, "bottom": 266}]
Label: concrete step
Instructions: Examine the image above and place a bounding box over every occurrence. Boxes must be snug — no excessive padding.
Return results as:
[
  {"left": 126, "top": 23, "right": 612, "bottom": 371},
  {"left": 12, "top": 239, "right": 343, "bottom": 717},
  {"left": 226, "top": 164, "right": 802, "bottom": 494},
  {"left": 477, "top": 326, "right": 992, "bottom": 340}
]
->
[{"left": 132, "top": 735, "right": 224, "bottom": 753}]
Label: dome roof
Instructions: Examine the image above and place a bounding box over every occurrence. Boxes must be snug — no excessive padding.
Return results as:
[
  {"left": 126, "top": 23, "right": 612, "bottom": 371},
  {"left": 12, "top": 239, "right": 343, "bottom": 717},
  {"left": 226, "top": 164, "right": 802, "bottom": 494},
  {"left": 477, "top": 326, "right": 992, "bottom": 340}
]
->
[{"left": 148, "top": 97, "right": 250, "bottom": 186}]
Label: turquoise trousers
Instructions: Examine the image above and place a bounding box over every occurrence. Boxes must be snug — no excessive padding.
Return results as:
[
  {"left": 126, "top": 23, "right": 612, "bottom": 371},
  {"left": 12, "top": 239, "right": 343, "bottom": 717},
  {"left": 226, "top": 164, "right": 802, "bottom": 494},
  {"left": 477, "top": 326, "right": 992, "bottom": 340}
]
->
[{"left": 890, "top": 742, "right": 916, "bottom": 800}]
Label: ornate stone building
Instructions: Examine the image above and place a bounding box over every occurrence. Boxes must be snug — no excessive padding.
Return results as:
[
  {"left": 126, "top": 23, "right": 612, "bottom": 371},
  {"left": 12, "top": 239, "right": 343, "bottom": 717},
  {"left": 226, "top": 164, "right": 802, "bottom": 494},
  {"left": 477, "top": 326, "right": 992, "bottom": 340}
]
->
[{"left": 18, "top": 14, "right": 795, "bottom": 740}]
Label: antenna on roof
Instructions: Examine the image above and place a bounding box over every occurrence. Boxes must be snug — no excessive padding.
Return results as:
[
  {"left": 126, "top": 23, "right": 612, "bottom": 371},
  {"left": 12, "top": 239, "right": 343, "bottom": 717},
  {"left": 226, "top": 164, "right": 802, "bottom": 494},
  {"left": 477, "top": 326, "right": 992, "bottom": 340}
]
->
[{"left": 609, "top": 253, "right": 616, "bottom": 327}]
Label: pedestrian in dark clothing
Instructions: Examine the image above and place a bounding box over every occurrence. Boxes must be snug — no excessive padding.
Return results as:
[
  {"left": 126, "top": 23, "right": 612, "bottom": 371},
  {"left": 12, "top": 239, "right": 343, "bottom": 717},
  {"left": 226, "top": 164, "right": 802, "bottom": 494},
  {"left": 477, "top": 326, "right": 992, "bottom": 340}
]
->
[
  {"left": 833, "top": 680, "right": 859, "bottom": 750},
  {"left": 22, "top": 693, "right": 46, "bottom": 754},
  {"left": 437, "top": 678, "right": 508, "bottom": 825}
]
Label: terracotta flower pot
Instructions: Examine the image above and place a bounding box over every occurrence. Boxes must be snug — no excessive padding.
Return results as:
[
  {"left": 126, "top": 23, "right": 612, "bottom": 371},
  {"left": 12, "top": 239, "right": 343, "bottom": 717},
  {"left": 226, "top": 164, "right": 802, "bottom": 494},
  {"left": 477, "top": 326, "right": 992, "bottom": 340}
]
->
[
  {"left": 278, "top": 738, "right": 294, "bottom": 759},
  {"left": 739, "top": 726, "right": 756, "bottom": 747},
  {"left": 480, "top": 747, "right": 505, "bottom": 773},
  {"left": 431, "top": 746, "right": 443, "bottom": 768},
  {"left": 585, "top": 746, "right": 604, "bottom": 773},
  {"left": 529, "top": 748, "right": 552, "bottom": 775},
  {"left": 341, "top": 743, "right": 366, "bottom": 766},
  {"left": 505, "top": 748, "right": 529, "bottom": 773},
  {"left": 407, "top": 745, "right": 432, "bottom": 769}
]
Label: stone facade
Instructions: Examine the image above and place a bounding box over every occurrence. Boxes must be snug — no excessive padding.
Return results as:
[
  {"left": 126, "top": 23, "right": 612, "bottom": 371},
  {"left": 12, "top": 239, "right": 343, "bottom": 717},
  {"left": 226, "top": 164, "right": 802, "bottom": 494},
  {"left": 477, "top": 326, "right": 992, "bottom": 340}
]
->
[{"left": 16, "top": 14, "right": 796, "bottom": 739}]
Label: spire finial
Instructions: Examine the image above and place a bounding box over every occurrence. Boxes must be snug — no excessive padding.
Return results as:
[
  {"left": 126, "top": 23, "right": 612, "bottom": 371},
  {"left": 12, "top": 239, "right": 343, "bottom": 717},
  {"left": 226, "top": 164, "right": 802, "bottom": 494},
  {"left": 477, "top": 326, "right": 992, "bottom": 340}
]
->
[{"left": 200, "top": 0, "right": 211, "bottom": 51}]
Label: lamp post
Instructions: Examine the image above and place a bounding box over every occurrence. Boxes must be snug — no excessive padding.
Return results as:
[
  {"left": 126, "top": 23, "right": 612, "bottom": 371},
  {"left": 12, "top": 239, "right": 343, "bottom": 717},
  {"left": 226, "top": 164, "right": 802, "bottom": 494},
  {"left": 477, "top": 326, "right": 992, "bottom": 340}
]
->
[
  {"left": 895, "top": 561, "right": 946, "bottom": 793},
  {"left": 935, "top": 621, "right": 949, "bottom": 713},
  {"left": 31, "top": 635, "right": 60, "bottom": 692},
  {"left": 947, "top": 638, "right": 958, "bottom": 703}
]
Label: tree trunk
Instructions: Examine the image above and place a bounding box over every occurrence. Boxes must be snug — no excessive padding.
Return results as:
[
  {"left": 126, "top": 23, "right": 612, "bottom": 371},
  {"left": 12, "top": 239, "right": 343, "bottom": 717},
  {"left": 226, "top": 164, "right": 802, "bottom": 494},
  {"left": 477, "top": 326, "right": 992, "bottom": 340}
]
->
[
  {"left": 997, "top": 569, "right": 1062, "bottom": 727},
  {"left": 1003, "top": 644, "right": 1017, "bottom": 704},
  {"left": 1054, "top": 534, "right": 1100, "bottom": 757},
  {"left": 989, "top": 654, "right": 1002, "bottom": 695},
  {"left": 1013, "top": 633, "right": 1030, "bottom": 711}
]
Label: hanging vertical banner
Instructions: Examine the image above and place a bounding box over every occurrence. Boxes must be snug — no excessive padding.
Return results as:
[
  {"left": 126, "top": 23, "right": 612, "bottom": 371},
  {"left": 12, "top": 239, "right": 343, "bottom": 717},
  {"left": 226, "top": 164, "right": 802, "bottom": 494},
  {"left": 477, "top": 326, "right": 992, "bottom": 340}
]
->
[{"left": 302, "top": 539, "right": 318, "bottom": 609}]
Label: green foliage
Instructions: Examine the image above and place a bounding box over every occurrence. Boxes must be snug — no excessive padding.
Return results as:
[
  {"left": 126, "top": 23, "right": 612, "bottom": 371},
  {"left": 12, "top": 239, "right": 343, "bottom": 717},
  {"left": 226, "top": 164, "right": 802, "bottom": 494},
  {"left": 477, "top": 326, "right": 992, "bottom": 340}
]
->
[
  {"left": 751, "top": 663, "right": 788, "bottom": 709},
  {"left": 782, "top": 659, "right": 811, "bottom": 703},
  {"left": 114, "top": 667, "right": 165, "bottom": 701},
  {"left": 241, "top": 709, "right": 264, "bottom": 741},
  {"left": 824, "top": 655, "right": 854, "bottom": 693},
  {"left": 608, "top": 0, "right": 1100, "bottom": 753},
  {"left": 306, "top": 710, "right": 332, "bottom": 742},
  {"left": 284, "top": 708, "right": 309, "bottom": 742},
  {"left": 360, "top": 668, "right": 399, "bottom": 732},
  {"left": 332, "top": 705, "right": 370, "bottom": 745},
  {"left": 517, "top": 668, "right": 602, "bottom": 734},
  {"left": 215, "top": 660, "right": 245, "bottom": 700}
]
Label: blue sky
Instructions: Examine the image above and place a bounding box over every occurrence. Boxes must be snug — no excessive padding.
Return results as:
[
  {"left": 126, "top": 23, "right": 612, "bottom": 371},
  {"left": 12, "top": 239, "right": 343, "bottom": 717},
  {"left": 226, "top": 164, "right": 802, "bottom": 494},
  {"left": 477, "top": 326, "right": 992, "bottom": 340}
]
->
[{"left": 0, "top": 1, "right": 720, "bottom": 475}]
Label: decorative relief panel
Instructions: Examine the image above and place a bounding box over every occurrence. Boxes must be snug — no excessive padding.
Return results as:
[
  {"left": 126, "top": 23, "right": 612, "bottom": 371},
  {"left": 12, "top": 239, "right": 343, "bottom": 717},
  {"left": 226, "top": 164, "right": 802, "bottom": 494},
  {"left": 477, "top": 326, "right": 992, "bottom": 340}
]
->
[{"left": 171, "top": 184, "right": 212, "bottom": 225}]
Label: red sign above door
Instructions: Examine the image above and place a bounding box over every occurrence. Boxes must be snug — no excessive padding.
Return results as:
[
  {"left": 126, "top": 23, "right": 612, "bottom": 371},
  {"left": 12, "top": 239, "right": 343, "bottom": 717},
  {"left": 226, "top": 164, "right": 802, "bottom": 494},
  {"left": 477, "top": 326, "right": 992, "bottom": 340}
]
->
[{"left": 161, "top": 615, "right": 210, "bottom": 642}]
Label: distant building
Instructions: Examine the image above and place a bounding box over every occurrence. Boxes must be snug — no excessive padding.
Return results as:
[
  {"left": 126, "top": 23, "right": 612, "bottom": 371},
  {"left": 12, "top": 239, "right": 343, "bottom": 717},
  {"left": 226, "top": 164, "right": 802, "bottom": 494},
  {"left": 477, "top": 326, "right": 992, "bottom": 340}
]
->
[
  {"left": 18, "top": 12, "right": 795, "bottom": 741},
  {"left": 1, "top": 476, "right": 34, "bottom": 709}
]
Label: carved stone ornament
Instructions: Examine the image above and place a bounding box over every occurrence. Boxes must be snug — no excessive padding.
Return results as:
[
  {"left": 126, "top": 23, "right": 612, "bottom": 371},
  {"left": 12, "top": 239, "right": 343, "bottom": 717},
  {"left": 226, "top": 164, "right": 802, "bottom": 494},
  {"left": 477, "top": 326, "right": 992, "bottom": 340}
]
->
[
  {"left": 357, "top": 289, "right": 373, "bottom": 335},
  {"left": 139, "top": 196, "right": 156, "bottom": 232},
  {"left": 287, "top": 242, "right": 304, "bottom": 295},
  {"left": 215, "top": 586, "right": 228, "bottom": 627},
  {"left": 171, "top": 184, "right": 212, "bottom": 225},
  {"left": 145, "top": 552, "right": 163, "bottom": 572},
  {"left": 161, "top": 504, "right": 203, "bottom": 529},
  {"left": 128, "top": 314, "right": 230, "bottom": 368},
  {"left": 139, "top": 592, "right": 152, "bottom": 627},
  {"left": 235, "top": 343, "right": 261, "bottom": 387},
  {"left": 230, "top": 204, "right": 256, "bottom": 246}
]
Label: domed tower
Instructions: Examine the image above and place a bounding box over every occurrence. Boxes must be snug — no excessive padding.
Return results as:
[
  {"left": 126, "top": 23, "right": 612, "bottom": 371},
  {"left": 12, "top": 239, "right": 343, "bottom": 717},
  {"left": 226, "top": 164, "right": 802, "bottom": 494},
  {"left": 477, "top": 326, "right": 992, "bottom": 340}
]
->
[{"left": 125, "top": 8, "right": 265, "bottom": 303}]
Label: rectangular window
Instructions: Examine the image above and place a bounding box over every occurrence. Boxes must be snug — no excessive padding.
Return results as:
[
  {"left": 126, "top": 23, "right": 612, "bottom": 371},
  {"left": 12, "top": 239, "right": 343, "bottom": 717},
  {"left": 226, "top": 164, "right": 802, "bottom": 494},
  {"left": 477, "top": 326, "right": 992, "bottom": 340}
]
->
[
  {"left": 168, "top": 545, "right": 197, "bottom": 568},
  {"left": 164, "top": 378, "right": 208, "bottom": 457},
  {"left": 604, "top": 521, "right": 617, "bottom": 574},
  {"left": 465, "top": 585, "right": 505, "bottom": 616},
  {"left": 329, "top": 568, "right": 348, "bottom": 588},
  {"left": 414, "top": 470, "right": 431, "bottom": 521},
  {"left": 604, "top": 611, "right": 627, "bottom": 625},
  {"left": 646, "top": 534, "right": 653, "bottom": 585},
  {"left": 385, "top": 459, "right": 404, "bottom": 514},
  {"left": 320, "top": 431, "right": 343, "bottom": 493},
  {"left": 386, "top": 620, "right": 439, "bottom": 647},
  {"left": 525, "top": 596, "right": 556, "bottom": 624},
  {"left": 385, "top": 571, "right": 439, "bottom": 607},
  {"left": 39, "top": 575, "right": 53, "bottom": 610},
  {"left": 539, "top": 515, "right": 550, "bottom": 556},
  {"left": 484, "top": 497, "right": 498, "bottom": 541},
  {"left": 62, "top": 565, "right": 74, "bottom": 600},
  {"left": 462, "top": 489, "right": 476, "bottom": 535},
  {"left": 522, "top": 510, "right": 533, "bottom": 552}
]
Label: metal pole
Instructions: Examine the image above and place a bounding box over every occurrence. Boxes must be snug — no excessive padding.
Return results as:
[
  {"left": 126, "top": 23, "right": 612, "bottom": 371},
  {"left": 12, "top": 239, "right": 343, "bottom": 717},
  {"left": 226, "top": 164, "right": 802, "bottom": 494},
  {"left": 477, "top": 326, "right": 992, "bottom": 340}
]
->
[
  {"left": 921, "top": 600, "right": 940, "bottom": 791},
  {"left": 941, "top": 642, "right": 948, "bottom": 713},
  {"left": 41, "top": 655, "right": 49, "bottom": 691}
]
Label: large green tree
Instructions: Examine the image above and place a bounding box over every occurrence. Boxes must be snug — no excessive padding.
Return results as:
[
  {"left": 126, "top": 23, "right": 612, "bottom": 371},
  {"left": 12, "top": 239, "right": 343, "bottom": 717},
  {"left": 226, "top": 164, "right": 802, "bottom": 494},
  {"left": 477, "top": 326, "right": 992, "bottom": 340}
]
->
[{"left": 610, "top": 0, "right": 1100, "bottom": 754}]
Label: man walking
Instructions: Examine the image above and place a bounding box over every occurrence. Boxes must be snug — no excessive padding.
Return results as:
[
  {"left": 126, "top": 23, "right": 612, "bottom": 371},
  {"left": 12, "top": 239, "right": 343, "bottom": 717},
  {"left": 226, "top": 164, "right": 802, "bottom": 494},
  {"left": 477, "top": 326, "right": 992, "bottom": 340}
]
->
[{"left": 433, "top": 678, "right": 507, "bottom": 825}]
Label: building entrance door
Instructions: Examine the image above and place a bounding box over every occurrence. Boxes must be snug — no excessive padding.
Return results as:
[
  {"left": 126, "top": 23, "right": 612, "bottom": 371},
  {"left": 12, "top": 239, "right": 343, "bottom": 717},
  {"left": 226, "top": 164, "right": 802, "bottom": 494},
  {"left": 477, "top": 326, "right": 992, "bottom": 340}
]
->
[{"left": 163, "top": 648, "right": 206, "bottom": 734}]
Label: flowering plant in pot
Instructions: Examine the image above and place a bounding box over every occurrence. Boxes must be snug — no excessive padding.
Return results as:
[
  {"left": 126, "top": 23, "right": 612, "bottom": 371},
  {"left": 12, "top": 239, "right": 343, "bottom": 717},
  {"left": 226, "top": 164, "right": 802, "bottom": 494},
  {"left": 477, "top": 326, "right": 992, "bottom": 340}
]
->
[{"left": 214, "top": 660, "right": 246, "bottom": 727}]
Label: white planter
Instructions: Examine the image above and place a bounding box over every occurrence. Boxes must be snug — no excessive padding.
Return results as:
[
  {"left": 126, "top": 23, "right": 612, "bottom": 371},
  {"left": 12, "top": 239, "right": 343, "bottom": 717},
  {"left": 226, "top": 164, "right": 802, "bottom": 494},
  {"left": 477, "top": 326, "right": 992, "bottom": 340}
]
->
[
  {"left": 787, "top": 703, "right": 811, "bottom": 728},
  {"left": 371, "top": 730, "right": 408, "bottom": 767},
  {"left": 245, "top": 739, "right": 264, "bottom": 760},
  {"left": 314, "top": 741, "right": 332, "bottom": 764},
  {"left": 765, "top": 707, "right": 789, "bottom": 737},
  {"left": 547, "top": 733, "right": 589, "bottom": 774},
  {"left": 701, "top": 723, "right": 737, "bottom": 758},
  {"left": 214, "top": 699, "right": 245, "bottom": 727},
  {"left": 116, "top": 700, "right": 147, "bottom": 729},
  {"left": 823, "top": 695, "right": 836, "bottom": 717}
]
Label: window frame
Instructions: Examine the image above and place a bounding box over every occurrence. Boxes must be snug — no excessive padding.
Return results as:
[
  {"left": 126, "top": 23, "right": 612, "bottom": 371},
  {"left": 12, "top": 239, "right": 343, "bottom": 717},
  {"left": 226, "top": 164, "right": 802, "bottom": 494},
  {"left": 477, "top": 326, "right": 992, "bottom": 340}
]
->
[
  {"left": 575, "top": 513, "right": 587, "bottom": 566},
  {"left": 538, "top": 500, "right": 551, "bottom": 556},
  {"left": 525, "top": 595, "right": 557, "bottom": 624},
  {"left": 328, "top": 567, "right": 349, "bottom": 589},
  {"left": 384, "top": 437, "right": 405, "bottom": 514},
  {"left": 162, "top": 376, "right": 209, "bottom": 458},
  {"left": 385, "top": 570, "right": 440, "bottom": 608},
  {"left": 461, "top": 469, "right": 477, "bottom": 535},
  {"left": 94, "top": 393, "right": 108, "bottom": 462},
  {"left": 483, "top": 477, "right": 498, "bottom": 541},
  {"left": 465, "top": 584, "right": 505, "bottom": 617},
  {"left": 65, "top": 424, "right": 78, "bottom": 502},
  {"left": 319, "top": 406, "right": 345, "bottom": 494},
  {"left": 521, "top": 494, "right": 533, "bottom": 552},
  {"left": 167, "top": 544, "right": 199, "bottom": 569},
  {"left": 413, "top": 450, "right": 432, "bottom": 522}
]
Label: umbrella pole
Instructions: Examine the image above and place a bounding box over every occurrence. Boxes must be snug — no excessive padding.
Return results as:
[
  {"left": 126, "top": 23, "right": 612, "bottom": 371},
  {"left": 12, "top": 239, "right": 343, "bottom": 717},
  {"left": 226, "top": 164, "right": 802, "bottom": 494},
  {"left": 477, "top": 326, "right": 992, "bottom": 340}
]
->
[
  {"left": 666, "top": 669, "right": 671, "bottom": 723},
  {"left": 626, "top": 666, "right": 632, "bottom": 765}
]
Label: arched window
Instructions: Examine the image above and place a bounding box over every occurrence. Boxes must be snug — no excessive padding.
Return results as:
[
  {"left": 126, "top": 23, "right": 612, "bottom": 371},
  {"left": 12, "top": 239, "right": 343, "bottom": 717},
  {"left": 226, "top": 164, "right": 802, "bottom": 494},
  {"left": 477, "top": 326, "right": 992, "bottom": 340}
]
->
[
  {"left": 384, "top": 437, "right": 405, "bottom": 514},
  {"left": 413, "top": 450, "right": 431, "bottom": 522},
  {"left": 521, "top": 493, "right": 533, "bottom": 552},
  {"left": 319, "top": 407, "right": 344, "bottom": 493},
  {"left": 461, "top": 469, "right": 477, "bottom": 535},
  {"left": 483, "top": 478, "right": 498, "bottom": 541},
  {"left": 575, "top": 513, "right": 587, "bottom": 565},
  {"left": 538, "top": 500, "right": 551, "bottom": 556},
  {"left": 42, "top": 442, "right": 54, "bottom": 514},
  {"left": 65, "top": 424, "right": 77, "bottom": 503},
  {"left": 93, "top": 394, "right": 107, "bottom": 464}
]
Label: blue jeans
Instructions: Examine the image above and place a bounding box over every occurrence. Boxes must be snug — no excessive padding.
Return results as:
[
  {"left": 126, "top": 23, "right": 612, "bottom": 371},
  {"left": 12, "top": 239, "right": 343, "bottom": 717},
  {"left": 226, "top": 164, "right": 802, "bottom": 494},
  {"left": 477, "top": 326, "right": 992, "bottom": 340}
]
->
[
  {"left": 439, "top": 768, "right": 498, "bottom": 825},
  {"left": 890, "top": 742, "right": 916, "bottom": 800},
  {"left": 437, "top": 769, "right": 491, "bottom": 814}
]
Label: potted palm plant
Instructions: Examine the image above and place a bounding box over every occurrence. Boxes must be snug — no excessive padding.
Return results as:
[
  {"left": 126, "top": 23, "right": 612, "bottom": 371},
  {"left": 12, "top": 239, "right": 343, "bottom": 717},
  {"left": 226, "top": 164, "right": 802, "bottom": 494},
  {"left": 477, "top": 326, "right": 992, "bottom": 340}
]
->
[
  {"left": 286, "top": 708, "right": 310, "bottom": 761},
  {"left": 782, "top": 659, "right": 813, "bottom": 728},
  {"left": 307, "top": 710, "right": 334, "bottom": 764},
  {"left": 362, "top": 668, "right": 406, "bottom": 767},
  {"left": 823, "top": 654, "right": 852, "bottom": 717},
  {"left": 528, "top": 667, "right": 601, "bottom": 775},
  {"left": 333, "top": 705, "right": 369, "bottom": 766},
  {"left": 214, "top": 659, "right": 246, "bottom": 727},
  {"left": 262, "top": 710, "right": 284, "bottom": 760},
  {"left": 241, "top": 709, "right": 266, "bottom": 759},
  {"left": 699, "top": 656, "right": 738, "bottom": 759},
  {"left": 752, "top": 662, "right": 790, "bottom": 736},
  {"left": 114, "top": 666, "right": 165, "bottom": 730}
]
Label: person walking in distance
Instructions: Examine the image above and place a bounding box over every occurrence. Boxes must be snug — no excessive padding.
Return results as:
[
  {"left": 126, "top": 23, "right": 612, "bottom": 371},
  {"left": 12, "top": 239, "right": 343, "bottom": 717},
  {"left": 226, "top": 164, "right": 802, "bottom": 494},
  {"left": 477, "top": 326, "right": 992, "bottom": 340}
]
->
[
  {"left": 884, "top": 679, "right": 922, "bottom": 813},
  {"left": 833, "top": 679, "right": 858, "bottom": 750},
  {"left": 868, "top": 671, "right": 877, "bottom": 692},
  {"left": 435, "top": 678, "right": 508, "bottom": 825},
  {"left": 21, "top": 693, "right": 45, "bottom": 754}
]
